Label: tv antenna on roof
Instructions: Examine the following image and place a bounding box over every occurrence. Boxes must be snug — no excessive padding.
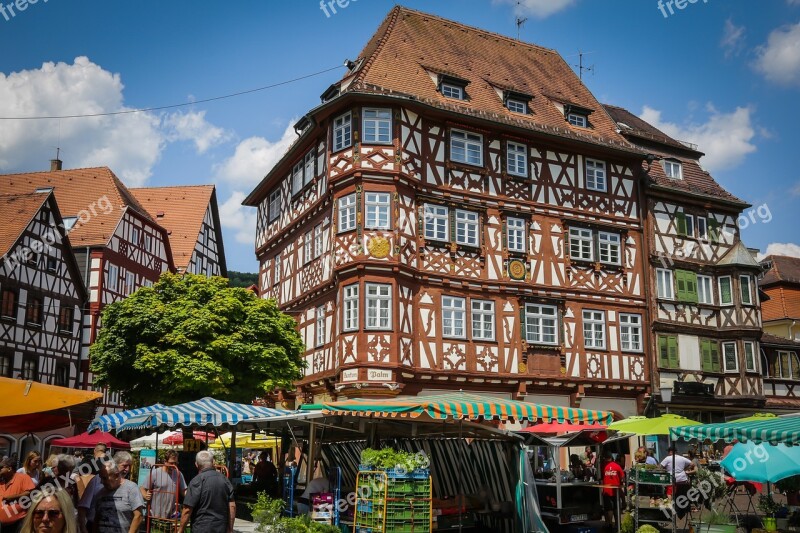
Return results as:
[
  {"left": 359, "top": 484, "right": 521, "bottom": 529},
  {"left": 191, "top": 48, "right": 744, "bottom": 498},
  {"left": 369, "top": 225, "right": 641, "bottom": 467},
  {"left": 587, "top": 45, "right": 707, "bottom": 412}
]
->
[
  {"left": 571, "top": 50, "right": 595, "bottom": 81},
  {"left": 515, "top": 1, "right": 527, "bottom": 40}
]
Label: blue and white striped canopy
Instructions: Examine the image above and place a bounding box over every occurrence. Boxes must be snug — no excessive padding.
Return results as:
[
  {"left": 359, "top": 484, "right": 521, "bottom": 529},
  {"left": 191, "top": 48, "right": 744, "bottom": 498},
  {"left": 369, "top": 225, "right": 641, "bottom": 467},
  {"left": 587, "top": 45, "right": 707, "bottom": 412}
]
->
[
  {"left": 88, "top": 403, "right": 165, "bottom": 433},
  {"left": 117, "top": 397, "right": 292, "bottom": 431}
]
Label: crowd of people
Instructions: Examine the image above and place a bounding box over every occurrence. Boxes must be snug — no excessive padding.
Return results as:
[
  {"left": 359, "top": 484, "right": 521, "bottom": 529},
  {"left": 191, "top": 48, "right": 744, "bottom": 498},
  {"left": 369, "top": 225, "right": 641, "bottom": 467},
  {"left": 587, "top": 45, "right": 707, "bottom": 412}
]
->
[{"left": 0, "top": 446, "right": 236, "bottom": 533}]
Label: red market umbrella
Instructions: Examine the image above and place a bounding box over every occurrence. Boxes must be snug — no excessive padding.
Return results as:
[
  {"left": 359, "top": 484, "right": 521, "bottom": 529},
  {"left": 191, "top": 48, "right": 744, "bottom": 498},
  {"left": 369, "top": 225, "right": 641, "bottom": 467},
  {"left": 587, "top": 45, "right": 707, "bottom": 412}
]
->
[
  {"left": 51, "top": 431, "right": 131, "bottom": 450},
  {"left": 162, "top": 431, "right": 214, "bottom": 445},
  {"left": 520, "top": 421, "right": 607, "bottom": 434}
]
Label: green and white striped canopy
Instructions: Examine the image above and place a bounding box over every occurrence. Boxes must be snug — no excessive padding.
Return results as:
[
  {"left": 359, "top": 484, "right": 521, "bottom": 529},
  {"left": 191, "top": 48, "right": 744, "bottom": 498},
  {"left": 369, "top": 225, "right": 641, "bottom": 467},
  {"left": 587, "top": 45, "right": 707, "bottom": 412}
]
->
[
  {"left": 319, "top": 391, "right": 613, "bottom": 424},
  {"left": 670, "top": 415, "right": 800, "bottom": 445}
]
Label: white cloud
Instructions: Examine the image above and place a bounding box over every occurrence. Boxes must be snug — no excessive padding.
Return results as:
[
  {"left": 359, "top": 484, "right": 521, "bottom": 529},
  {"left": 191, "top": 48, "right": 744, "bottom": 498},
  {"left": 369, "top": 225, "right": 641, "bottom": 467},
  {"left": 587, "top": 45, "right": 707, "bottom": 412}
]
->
[
  {"left": 721, "top": 18, "right": 746, "bottom": 58},
  {"left": 494, "top": 0, "right": 576, "bottom": 19},
  {"left": 639, "top": 105, "right": 757, "bottom": 173},
  {"left": 763, "top": 242, "right": 800, "bottom": 259},
  {"left": 791, "top": 182, "right": 800, "bottom": 196},
  {"left": 214, "top": 123, "right": 297, "bottom": 186},
  {"left": 753, "top": 22, "right": 800, "bottom": 86},
  {"left": 163, "top": 110, "right": 230, "bottom": 154},
  {"left": 0, "top": 57, "right": 229, "bottom": 186},
  {"left": 219, "top": 191, "right": 257, "bottom": 245}
]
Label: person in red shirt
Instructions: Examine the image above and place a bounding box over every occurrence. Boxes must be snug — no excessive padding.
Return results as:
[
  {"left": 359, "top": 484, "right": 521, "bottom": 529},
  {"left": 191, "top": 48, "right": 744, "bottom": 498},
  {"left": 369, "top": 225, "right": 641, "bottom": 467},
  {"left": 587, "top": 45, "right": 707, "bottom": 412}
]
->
[
  {"left": 601, "top": 451, "right": 625, "bottom": 530},
  {"left": 0, "top": 456, "right": 37, "bottom": 532}
]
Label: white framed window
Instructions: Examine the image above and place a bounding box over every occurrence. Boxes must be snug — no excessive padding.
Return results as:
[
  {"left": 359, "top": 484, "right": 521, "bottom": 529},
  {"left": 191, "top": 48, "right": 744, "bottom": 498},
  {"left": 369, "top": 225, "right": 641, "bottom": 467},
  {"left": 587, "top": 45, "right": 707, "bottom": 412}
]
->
[
  {"left": 697, "top": 275, "right": 714, "bottom": 305},
  {"left": 131, "top": 227, "right": 140, "bottom": 246},
  {"left": 664, "top": 160, "right": 683, "bottom": 179},
  {"left": 304, "top": 231, "right": 313, "bottom": 264},
  {"left": 718, "top": 276, "right": 733, "bottom": 306},
  {"left": 441, "top": 83, "right": 464, "bottom": 100},
  {"left": 507, "top": 141, "right": 528, "bottom": 177},
  {"left": 313, "top": 224, "right": 323, "bottom": 258},
  {"left": 365, "top": 192, "right": 391, "bottom": 230},
  {"left": 365, "top": 283, "right": 391, "bottom": 330},
  {"left": 744, "top": 341, "right": 757, "bottom": 372},
  {"left": 107, "top": 264, "right": 118, "bottom": 292},
  {"left": 598, "top": 232, "right": 621, "bottom": 265},
  {"left": 583, "top": 310, "right": 606, "bottom": 350},
  {"left": 722, "top": 341, "right": 738, "bottom": 372},
  {"left": 343, "top": 284, "right": 359, "bottom": 331},
  {"left": 685, "top": 214, "right": 695, "bottom": 238},
  {"left": 471, "top": 300, "right": 495, "bottom": 341},
  {"left": 619, "top": 314, "right": 642, "bottom": 352},
  {"left": 450, "top": 130, "right": 483, "bottom": 166},
  {"left": 657, "top": 269, "right": 674, "bottom": 300},
  {"left": 273, "top": 254, "right": 281, "bottom": 286},
  {"left": 506, "top": 218, "right": 526, "bottom": 253},
  {"left": 315, "top": 306, "right": 325, "bottom": 347},
  {"left": 524, "top": 304, "right": 558, "bottom": 345},
  {"left": 776, "top": 351, "right": 800, "bottom": 379},
  {"left": 740, "top": 275, "right": 754, "bottom": 305},
  {"left": 424, "top": 204, "right": 449, "bottom": 241},
  {"left": 569, "top": 228, "right": 594, "bottom": 261},
  {"left": 362, "top": 108, "right": 392, "bottom": 144},
  {"left": 333, "top": 111, "right": 352, "bottom": 151},
  {"left": 303, "top": 150, "right": 315, "bottom": 186},
  {"left": 338, "top": 194, "right": 356, "bottom": 233},
  {"left": 292, "top": 161, "right": 303, "bottom": 195},
  {"left": 567, "top": 113, "right": 587, "bottom": 127},
  {"left": 506, "top": 98, "right": 527, "bottom": 114},
  {"left": 144, "top": 234, "right": 153, "bottom": 253},
  {"left": 442, "top": 296, "right": 466, "bottom": 338},
  {"left": 455, "top": 210, "right": 480, "bottom": 247},
  {"left": 125, "top": 272, "right": 135, "bottom": 294},
  {"left": 697, "top": 217, "right": 708, "bottom": 240},
  {"left": 585, "top": 159, "right": 606, "bottom": 192}
]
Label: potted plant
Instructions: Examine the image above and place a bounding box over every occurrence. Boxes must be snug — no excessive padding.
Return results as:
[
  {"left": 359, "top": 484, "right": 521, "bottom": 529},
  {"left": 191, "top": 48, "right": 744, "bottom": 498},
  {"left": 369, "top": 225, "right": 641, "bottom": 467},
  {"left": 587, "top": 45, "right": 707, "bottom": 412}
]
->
[
  {"left": 778, "top": 476, "right": 800, "bottom": 507},
  {"left": 697, "top": 509, "right": 738, "bottom": 533},
  {"left": 760, "top": 493, "right": 781, "bottom": 532}
]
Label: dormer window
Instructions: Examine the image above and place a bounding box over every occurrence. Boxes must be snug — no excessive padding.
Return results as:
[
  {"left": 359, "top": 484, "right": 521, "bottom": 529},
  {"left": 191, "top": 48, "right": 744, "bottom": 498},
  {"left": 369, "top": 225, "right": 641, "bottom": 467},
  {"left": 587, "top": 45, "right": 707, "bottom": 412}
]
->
[
  {"left": 567, "top": 113, "right": 587, "bottom": 128},
  {"left": 664, "top": 160, "right": 683, "bottom": 179},
  {"left": 506, "top": 98, "right": 527, "bottom": 114},
  {"left": 437, "top": 74, "right": 468, "bottom": 100}
]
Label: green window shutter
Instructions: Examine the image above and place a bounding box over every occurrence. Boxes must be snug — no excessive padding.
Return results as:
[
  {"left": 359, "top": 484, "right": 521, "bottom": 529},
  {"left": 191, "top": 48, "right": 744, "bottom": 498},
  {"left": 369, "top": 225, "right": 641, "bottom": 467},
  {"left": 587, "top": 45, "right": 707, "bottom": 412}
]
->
[
  {"left": 701, "top": 340, "right": 713, "bottom": 372},
  {"left": 708, "top": 218, "right": 720, "bottom": 243},
  {"left": 658, "top": 336, "right": 669, "bottom": 368},
  {"left": 711, "top": 341, "right": 720, "bottom": 372},
  {"left": 676, "top": 212, "right": 687, "bottom": 237},
  {"left": 675, "top": 270, "right": 687, "bottom": 300},
  {"left": 668, "top": 336, "right": 680, "bottom": 369},
  {"left": 684, "top": 271, "right": 698, "bottom": 304}
]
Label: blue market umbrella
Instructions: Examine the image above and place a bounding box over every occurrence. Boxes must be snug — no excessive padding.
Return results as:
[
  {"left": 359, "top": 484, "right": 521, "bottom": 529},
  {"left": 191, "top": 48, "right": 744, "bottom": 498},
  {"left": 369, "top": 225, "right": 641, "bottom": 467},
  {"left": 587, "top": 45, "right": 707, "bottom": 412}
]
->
[{"left": 720, "top": 441, "right": 800, "bottom": 483}]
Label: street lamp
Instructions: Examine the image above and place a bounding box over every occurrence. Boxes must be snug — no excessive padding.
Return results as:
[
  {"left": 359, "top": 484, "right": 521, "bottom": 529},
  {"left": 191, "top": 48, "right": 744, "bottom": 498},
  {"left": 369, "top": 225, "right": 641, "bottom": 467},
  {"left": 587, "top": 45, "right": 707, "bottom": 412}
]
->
[{"left": 660, "top": 385, "right": 673, "bottom": 414}]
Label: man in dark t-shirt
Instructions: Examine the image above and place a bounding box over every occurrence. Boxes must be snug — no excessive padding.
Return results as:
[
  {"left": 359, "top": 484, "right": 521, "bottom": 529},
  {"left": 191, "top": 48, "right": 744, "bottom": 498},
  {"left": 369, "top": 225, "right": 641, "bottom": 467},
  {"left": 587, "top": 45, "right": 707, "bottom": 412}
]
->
[{"left": 177, "top": 451, "right": 235, "bottom": 533}]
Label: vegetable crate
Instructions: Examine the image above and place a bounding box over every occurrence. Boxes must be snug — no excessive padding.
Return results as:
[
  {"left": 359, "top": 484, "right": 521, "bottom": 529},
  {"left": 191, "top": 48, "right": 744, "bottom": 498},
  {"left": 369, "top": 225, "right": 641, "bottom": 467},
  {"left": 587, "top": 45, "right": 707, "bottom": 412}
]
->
[{"left": 355, "top": 470, "right": 432, "bottom": 533}]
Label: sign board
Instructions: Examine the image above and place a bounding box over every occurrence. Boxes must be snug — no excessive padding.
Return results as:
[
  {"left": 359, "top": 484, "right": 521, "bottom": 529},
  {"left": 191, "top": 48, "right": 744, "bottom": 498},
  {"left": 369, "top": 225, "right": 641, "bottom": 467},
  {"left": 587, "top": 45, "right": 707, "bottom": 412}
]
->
[
  {"left": 137, "top": 449, "right": 156, "bottom": 487},
  {"left": 367, "top": 369, "right": 392, "bottom": 381},
  {"left": 341, "top": 369, "right": 359, "bottom": 382},
  {"left": 183, "top": 438, "right": 202, "bottom": 452}
]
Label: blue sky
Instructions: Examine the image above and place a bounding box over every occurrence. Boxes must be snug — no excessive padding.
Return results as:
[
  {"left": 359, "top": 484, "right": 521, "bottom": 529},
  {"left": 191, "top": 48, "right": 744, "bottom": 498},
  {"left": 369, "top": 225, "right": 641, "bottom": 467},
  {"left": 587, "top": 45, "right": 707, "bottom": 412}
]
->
[{"left": 1, "top": 0, "right": 799, "bottom": 272}]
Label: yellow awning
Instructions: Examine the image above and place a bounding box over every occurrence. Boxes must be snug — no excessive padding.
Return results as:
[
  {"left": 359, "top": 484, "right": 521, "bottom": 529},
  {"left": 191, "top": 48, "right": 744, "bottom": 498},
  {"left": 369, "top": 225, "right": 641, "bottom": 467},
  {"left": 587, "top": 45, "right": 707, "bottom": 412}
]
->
[
  {"left": 209, "top": 432, "right": 279, "bottom": 450},
  {"left": 0, "top": 377, "right": 102, "bottom": 432}
]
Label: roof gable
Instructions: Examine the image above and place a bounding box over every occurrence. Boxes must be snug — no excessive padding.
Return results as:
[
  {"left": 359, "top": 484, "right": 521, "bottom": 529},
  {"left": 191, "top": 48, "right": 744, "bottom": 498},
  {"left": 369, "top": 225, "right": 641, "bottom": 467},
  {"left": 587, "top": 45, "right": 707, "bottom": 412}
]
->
[
  {"left": 761, "top": 255, "right": 800, "bottom": 286},
  {"left": 717, "top": 241, "right": 760, "bottom": 268},
  {"left": 0, "top": 192, "right": 49, "bottom": 257},
  {"left": 344, "top": 6, "right": 634, "bottom": 151}
]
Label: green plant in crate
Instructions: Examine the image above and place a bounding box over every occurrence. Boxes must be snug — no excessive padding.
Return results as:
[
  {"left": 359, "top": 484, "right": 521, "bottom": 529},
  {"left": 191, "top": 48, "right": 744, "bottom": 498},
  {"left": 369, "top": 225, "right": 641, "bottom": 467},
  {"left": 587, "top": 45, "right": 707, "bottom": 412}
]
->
[
  {"left": 620, "top": 512, "right": 634, "bottom": 533},
  {"left": 249, "top": 493, "right": 340, "bottom": 533},
  {"left": 636, "top": 525, "right": 660, "bottom": 533}
]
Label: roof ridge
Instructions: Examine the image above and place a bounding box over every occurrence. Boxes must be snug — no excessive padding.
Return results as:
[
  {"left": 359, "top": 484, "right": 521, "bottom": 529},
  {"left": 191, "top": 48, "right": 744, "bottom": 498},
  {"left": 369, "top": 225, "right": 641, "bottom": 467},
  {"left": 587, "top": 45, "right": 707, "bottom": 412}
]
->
[
  {"left": 353, "top": 5, "right": 404, "bottom": 86},
  {"left": 0, "top": 165, "right": 111, "bottom": 177},
  {"left": 130, "top": 184, "right": 215, "bottom": 191}
]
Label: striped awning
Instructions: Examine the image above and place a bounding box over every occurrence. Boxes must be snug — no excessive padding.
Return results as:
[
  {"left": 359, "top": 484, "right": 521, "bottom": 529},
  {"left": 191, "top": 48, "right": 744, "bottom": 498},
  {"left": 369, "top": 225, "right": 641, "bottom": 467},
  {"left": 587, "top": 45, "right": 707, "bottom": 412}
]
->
[
  {"left": 670, "top": 415, "right": 800, "bottom": 445},
  {"left": 87, "top": 403, "right": 165, "bottom": 433},
  {"left": 319, "top": 392, "right": 612, "bottom": 424},
  {"left": 117, "top": 397, "right": 293, "bottom": 431}
]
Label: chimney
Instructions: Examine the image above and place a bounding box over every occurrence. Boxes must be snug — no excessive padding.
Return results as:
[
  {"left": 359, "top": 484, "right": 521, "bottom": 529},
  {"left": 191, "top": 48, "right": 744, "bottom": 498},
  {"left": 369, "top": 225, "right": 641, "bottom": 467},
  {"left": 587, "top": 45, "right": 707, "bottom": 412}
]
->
[{"left": 50, "top": 159, "right": 63, "bottom": 172}]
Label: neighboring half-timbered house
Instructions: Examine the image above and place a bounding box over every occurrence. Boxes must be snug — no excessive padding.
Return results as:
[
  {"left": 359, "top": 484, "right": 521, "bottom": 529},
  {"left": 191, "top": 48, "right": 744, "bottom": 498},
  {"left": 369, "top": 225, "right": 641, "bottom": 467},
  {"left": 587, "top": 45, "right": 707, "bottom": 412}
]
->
[
  {"left": 759, "top": 333, "right": 800, "bottom": 411},
  {"left": 605, "top": 105, "right": 764, "bottom": 421},
  {"left": 245, "top": 7, "right": 651, "bottom": 416},
  {"left": 0, "top": 191, "right": 86, "bottom": 455},
  {"left": 131, "top": 185, "right": 227, "bottom": 277},
  {"left": 0, "top": 163, "right": 174, "bottom": 413},
  {"left": 759, "top": 255, "right": 800, "bottom": 341}
]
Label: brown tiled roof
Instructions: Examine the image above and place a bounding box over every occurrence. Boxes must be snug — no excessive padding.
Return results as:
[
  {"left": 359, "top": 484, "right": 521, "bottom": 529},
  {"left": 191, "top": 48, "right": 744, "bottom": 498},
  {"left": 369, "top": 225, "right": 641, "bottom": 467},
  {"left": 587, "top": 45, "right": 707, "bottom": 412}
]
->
[
  {"left": 343, "top": 6, "right": 635, "bottom": 153},
  {"left": 0, "top": 193, "right": 48, "bottom": 257},
  {"left": 761, "top": 333, "right": 800, "bottom": 349},
  {"left": 130, "top": 185, "right": 216, "bottom": 272},
  {"left": 602, "top": 104, "right": 747, "bottom": 205},
  {"left": 0, "top": 167, "right": 152, "bottom": 247},
  {"left": 761, "top": 255, "right": 800, "bottom": 286}
]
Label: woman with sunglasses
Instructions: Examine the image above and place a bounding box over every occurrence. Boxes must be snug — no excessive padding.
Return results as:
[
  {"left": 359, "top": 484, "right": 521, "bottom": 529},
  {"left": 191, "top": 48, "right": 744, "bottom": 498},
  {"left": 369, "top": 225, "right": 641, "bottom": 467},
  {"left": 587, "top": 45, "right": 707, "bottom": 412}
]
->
[{"left": 18, "top": 490, "right": 77, "bottom": 533}]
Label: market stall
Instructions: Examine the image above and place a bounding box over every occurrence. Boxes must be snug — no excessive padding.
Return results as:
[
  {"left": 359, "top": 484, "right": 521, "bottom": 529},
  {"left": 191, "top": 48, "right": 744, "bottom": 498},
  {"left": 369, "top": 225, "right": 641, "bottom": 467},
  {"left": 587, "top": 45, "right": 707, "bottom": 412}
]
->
[{"left": 0, "top": 376, "right": 102, "bottom": 432}]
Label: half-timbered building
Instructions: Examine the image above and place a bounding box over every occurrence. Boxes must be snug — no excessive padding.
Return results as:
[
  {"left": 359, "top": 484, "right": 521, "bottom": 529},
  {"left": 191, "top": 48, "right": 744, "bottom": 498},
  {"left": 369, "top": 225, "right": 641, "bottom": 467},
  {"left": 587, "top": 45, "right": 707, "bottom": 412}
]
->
[
  {"left": 759, "top": 255, "right": 800, "bottom": 341},
  {"left": 0, "top": 163, "right": 174, "bottom": 413},
  {"left": 605, "top": 105, "right": 764, "bottom": 420},
  {"left": 0, "top": 191, "right": 86, "bottom": 455},
  {"left": 131, "top": 185, "right": 227, "bottom": 277},
  {"left": 245, "top": 7, "right": 652, "bottom": 416}
]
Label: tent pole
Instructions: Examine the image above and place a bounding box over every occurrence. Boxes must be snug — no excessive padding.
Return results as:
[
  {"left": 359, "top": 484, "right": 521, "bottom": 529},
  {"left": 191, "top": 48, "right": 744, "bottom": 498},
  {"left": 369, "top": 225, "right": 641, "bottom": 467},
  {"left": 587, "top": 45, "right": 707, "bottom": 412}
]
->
[
  {"left": 458, "top": 418, "right": 463, "bottom": 532},
  {"left": 306, "top": 421, "right": 317, "bottom": 486},
  {"left": 229, "top": 428, "right": 237, "bottom": 479}
]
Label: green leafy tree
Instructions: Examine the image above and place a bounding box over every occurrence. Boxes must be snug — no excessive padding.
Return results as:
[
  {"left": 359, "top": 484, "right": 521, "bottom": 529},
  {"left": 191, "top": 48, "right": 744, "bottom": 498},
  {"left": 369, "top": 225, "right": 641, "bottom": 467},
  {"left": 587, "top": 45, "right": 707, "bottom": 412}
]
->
[
  {"left": 90, "top": 273, "right": 305, "bottom": 406},
  {"left": 226, "top": 270, "right": 258, "bottom": 288}
]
